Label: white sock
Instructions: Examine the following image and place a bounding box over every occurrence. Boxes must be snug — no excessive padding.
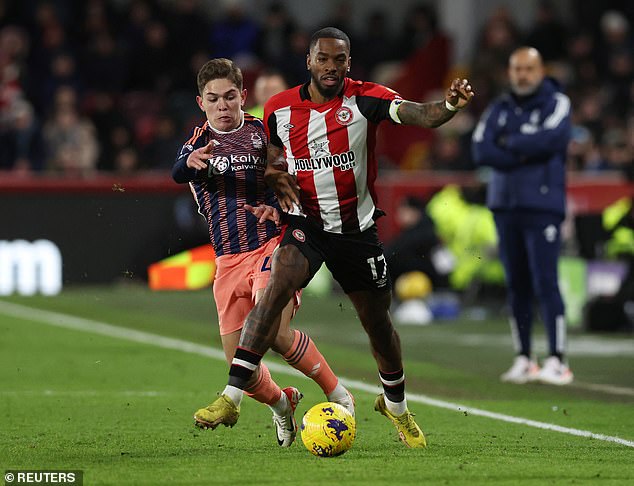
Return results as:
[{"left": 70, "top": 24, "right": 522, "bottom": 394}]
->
[
  {"left": 268, "top": 390, "right": 288, "bottom": 416},
  {"left": 384, "top": 395, "right": 408, "bottom": 416},
  {"left": 326, "top": 382, "right": 348, "bottom": 402},
  {"left": 222, "top": 385, "right": 244, "bottom": 407}
]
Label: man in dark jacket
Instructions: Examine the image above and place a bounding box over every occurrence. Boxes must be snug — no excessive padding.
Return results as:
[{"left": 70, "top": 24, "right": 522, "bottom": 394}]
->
[{"left": 472, "top": 47, "right": 573, "bottom": 385}]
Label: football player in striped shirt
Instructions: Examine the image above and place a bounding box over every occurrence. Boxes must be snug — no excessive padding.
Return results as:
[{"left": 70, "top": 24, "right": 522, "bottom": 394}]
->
[
  {"left": 172, "top": 58, "right": 353, "bottom": 447},
  {"left": 203, "top": 28, "right": 474, "bottom": 448}
]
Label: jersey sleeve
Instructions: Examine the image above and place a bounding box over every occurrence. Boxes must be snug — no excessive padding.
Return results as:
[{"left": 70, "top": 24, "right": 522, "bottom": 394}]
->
[
  {"left": 504, "top": 93, "right": 571, "bottom": 157},
  {"left": 356, "top": 82, "right": 403, "bottom": 124},
  {"left": 471, "top": 104, "right": 522, "bottom": 169},
  {"left": 263, "top": 101, "right": 283, "bottom": 149},
  {"left": 265, "top": 112, "right": 283, "bottom": 149},
  {"left": 171, "top": 126, "right": 208, "bottom": 183}
]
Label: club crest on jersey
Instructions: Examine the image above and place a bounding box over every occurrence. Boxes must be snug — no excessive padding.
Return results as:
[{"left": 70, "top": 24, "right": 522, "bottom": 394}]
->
[
  {"left": 335, "top": 106, "right": 353, "bottom": 126},
  {"left": 309, "top": 139, "right": 330, "bottom": 158},
  {"left": 292, "top": 229, "right": 305, "bottom": 242},
  {"left": 251, "top": 133, "right": 263, "bottom": 149}
]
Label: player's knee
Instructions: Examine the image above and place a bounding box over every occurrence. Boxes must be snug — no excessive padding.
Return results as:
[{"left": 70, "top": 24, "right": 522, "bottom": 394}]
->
[
  {"left": 358, "top": 302, "right": 391, "bottom": 333},
  {"left": 351, "top": 291, "right": 390, "bottom": 322}
]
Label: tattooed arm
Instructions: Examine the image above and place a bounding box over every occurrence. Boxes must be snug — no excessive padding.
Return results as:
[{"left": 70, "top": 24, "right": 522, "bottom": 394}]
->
[{"left": 397, "top": 78, "right": 475, "bottom": 128}]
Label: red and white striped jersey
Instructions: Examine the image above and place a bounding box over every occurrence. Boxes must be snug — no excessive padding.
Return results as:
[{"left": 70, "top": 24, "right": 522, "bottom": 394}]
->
[{"left": 264, "top": 78, "right": 402, "bottom": 234}]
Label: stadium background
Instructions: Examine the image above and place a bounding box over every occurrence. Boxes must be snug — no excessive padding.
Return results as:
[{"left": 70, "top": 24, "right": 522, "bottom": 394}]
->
[
  {"left": 1, "top": 2, "right": 634, "bottom": 482},
  {"left": 0, "top": 0, "right": 632, "bottom": 306}
]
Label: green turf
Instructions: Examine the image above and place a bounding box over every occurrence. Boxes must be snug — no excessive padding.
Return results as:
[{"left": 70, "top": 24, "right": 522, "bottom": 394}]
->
[{"left": 1, "top": 285, "right": 633, "bottom": 485}]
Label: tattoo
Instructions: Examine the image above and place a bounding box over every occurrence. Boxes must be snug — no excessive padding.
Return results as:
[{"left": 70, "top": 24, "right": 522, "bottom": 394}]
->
[
  {"left": 398, "top": 100, "right": 455, "bottom": 128},
  {"left": 240, "top": 306, "right": 272, "bottom": 354},
  {"left": 238, "top": 247, "right": 308, "bottom": 354}
]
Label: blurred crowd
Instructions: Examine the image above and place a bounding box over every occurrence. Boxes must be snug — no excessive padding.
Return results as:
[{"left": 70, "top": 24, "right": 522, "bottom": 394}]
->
[{"left": 0, "top": 0, "right": 632, "bottom": 178}]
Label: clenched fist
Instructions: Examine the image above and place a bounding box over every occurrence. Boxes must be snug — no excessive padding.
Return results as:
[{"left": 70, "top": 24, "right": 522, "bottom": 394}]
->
[{"left": 446, "top": 78, "right": 474, "bottom": 111}]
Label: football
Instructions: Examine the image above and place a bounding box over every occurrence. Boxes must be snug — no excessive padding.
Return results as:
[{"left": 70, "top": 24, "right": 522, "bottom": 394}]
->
[{"left": 300, "top": 402, "right": 356, "bottom": 457}]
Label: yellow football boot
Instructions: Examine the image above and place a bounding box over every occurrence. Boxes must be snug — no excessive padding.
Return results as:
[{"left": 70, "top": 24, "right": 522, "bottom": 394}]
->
[
  {"left": 374, "top": 394, "right": 427, "bottom": 448},
  {"left": 194, "top": 394, "right": 240, "bottom": 430}
]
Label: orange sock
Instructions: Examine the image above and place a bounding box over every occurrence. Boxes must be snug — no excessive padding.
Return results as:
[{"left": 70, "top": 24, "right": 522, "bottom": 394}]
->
[
  {"left": 283, "top": 330, "right": 338, "bottom": 395},
  {"left": 243, "top": 362, "right": 282, "bottom": 406}
]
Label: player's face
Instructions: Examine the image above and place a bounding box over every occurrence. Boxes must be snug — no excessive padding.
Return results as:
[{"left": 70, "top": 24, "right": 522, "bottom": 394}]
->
[
  {"left": 508, "top": 50, "right": 545, "bottom": 96},
  {"left": 197, "top": 78, "right": 246, "bottom": 131},
  {"left": 307, "top": 38, "right": 351, "bottom": 100}
]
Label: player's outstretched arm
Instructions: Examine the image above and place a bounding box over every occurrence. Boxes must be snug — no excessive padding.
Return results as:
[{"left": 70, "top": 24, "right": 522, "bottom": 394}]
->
[
  {"left": 264, "top": 144, "right": 300, "bottom": 213},
  {"left": 398, "top": 78, "right": 474, "bottom": 128}
]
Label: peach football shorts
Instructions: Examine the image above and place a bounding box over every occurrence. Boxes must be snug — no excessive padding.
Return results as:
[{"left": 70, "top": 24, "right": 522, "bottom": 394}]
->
[{"left": 212, "top": 236, "right": 300, "bottom": 335}]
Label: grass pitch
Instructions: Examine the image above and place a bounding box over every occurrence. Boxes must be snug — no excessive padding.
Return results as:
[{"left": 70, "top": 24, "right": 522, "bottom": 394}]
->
[{"left": 1, "top": 285, "right": 633, "bottom": 485}]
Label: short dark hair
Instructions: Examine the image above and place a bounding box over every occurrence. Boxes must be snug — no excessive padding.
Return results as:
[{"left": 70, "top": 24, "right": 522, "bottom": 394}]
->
[
  {"left": 309, "top": 27, "right": 351, "bottom": 52},
  {"left": 197, "top": 58, "right": 243, "bottom": 95}
]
